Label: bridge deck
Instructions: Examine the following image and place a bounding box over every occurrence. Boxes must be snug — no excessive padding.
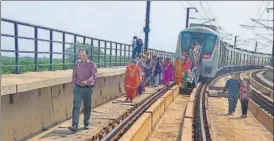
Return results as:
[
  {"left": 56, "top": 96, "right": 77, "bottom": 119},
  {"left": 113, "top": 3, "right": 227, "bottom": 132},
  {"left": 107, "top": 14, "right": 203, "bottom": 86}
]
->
[{"left": 27, "top": 86, "right": 163, "bottom": 141}]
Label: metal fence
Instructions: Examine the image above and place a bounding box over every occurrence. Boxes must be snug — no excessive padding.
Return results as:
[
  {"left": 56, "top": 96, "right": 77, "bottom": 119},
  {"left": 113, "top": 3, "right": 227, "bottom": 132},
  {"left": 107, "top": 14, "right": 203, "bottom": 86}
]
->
[{"left": 1, "top": 18, "right": 175, "bottom": 74}]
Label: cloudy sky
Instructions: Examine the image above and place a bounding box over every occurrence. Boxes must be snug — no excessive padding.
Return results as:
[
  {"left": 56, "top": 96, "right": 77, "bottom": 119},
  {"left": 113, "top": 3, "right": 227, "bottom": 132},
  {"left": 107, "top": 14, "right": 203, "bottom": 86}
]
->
[{"left": 1, "top": 1, "right": 273, "bottom": 58}]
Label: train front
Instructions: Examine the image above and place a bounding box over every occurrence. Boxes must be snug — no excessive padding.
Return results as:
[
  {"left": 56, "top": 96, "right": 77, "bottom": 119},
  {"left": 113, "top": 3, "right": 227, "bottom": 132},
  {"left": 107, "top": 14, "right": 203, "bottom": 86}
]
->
[{"left": 177, "top": 26, "right": 220, "bottom": 80}]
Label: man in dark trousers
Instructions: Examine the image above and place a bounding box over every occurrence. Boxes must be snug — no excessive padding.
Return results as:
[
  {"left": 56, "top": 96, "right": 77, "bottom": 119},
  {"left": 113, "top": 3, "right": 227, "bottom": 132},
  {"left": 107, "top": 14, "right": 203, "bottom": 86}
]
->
[
  {"left": 69, "top": 49, "right": 97, "bottom": 132},
  {"left": 223, "top": 73, "right": 241, "bottom": 115}
]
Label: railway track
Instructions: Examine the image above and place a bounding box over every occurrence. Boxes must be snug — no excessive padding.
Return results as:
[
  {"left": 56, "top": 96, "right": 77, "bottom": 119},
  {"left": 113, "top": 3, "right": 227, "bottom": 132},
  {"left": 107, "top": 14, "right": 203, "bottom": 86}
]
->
[
  {"left": 99, "top": 83, "right": 176, "bottom": 141},
  {"left": 193, "top": 81, "right": 211, "bottom": 141},
  {"left": 251, "top": 70, "right": 273, "bottom": 90},
  {"left": 249, "top": 70, "right": 273, "bottom": 116}
]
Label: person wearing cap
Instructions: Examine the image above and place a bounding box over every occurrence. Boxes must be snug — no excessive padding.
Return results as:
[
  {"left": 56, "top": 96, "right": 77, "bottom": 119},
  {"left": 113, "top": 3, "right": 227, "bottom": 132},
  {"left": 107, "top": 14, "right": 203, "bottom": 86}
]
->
[{"left": 124, "top": 59, "right": 141, "bottom": 102}]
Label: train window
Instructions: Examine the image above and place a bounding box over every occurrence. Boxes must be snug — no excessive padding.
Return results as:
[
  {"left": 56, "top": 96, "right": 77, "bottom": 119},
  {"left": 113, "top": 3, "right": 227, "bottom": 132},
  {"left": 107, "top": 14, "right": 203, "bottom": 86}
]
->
[
  {"left": 235, "top": 52, "right": 238, "bottom": 65},
  {"left": 222, "top": 44, "right": 226, "bottom": 67},
  {"left": 180, "top": 32, "right": 217, "bottom": 55},
  {"left": 237, "top": 53, "right": 240, "bottom": 65},
  {"left": 233, "top": 51, "right": 236, "bottom": 65},
  {"left": 225, "top": 49, "right": 228, "bottom": 66},
  {"left": 239, "top": 53, "right": 242, "bottom": 65},
  {"left": 247, "top": 54, "right": 250, "bottom": 64},
  {"left": 203, "top": 35, "right": 217, "bottom": 54},
  {"left": 181, "top": 33, "right": 191, "bottom": 52},
  {"left": 218, "top": 43, "right": 223, "bottom": 68},
  {"left": 229, "top": 50, "right": 232, "bottom": 65}
]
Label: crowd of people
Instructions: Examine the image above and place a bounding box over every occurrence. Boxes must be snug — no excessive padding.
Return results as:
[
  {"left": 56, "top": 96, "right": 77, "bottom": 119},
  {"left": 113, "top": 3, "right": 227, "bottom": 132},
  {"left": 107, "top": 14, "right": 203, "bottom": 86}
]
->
[
  {"left": 67, "top": 38, "right": 252, "bottom": 132},
  {"left": 124, "top": 50, "right": 195, "bottom": 102}
]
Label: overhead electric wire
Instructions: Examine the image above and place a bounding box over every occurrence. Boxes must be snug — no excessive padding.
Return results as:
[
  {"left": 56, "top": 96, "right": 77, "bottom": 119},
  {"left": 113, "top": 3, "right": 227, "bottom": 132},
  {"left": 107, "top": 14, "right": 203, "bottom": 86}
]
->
[
  {"left": 256, "top": 1, "right": 266, "bottom": 18},
  {"left": 258, "top": 1, "right": 270, "bottom": 20},
  {"left": 199, "top": 1, "right": 210, "bottom": 19}
]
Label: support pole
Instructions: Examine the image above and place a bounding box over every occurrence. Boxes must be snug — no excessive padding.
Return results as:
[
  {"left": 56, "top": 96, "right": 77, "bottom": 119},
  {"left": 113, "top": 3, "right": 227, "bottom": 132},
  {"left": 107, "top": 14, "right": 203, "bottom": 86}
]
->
[
  {"left": 186, "top": 7, "right": 190, "bottom": 28},
  {"left": 255, "top": 41, "right": 258, "bottom": 52},
  {"left": 234, "top": 36, "right": 237, "bottom": 48},
  {"left": 144, "top": 1, "right": 151, "bottom": 52}
]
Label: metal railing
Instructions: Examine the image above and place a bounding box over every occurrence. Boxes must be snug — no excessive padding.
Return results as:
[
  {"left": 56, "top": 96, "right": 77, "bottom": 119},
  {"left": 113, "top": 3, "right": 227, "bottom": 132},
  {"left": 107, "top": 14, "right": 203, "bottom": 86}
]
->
[{"left": 1, "top": 18, "right": 175, "bottom": 74}]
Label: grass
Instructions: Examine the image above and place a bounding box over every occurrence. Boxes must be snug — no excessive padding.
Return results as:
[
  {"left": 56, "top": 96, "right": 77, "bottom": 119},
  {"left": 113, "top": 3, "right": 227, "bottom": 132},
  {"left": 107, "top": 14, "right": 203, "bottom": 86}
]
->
[
  {"left": 0, "top": 55, "right": 130, "bottom": 74},
  {"left": 1, "top": 42, "right": 131, "bottom": 74}
]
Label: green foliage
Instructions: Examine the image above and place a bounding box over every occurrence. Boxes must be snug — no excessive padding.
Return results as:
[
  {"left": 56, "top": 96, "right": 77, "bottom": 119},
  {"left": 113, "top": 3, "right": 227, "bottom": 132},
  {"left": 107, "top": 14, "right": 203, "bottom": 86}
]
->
[{"left": 1, "top": 42, "right": 131, "bottom": 74}]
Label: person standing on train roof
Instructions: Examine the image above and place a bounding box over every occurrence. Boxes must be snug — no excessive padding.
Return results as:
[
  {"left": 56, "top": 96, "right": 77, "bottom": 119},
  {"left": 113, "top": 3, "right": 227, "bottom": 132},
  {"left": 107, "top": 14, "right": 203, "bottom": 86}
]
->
[
  {"left": 124, "top": 59, "right": 141, "bottom": 102},
  {"left": 174, "top": 56, "right": 184, "bottom": 84},
  {"left": 131, "top": 36, "right": 138, "bottom": 59},
  {"left": 223, "top": 73, "right": 241, "bottom": 115},
  {"left": 69, "top": 49, "right": 98, "bottom": 132},
  {"left": 239, "top": 78, "right": 252, "bottom": 118},
  {"left": 162, "top": 57, "right": 174, "bottom": 86}
]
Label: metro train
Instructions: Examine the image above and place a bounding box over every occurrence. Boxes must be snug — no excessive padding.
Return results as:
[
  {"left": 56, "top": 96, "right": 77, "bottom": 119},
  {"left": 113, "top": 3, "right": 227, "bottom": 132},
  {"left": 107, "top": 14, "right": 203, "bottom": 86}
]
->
[{"left": 175, "top": 23, "right": 272, "bottom": 79}]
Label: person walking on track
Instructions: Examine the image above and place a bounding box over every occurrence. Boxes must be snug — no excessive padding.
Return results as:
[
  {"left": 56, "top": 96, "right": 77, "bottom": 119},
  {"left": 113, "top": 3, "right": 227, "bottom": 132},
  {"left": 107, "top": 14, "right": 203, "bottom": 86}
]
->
[
  {"left": 223, "top": 73, "right": 241, "bottom": 115},
  {"left": 239, "top": 78, "right": 252, "bottom": 118},
  {"left": 69, "top": 49, "right": 97, "bottom": 132},
  {"left": 152, "top": 57, "right": 163, "bottom": 87},
  {"left": 124, "top": 59, "right": 141, "bottom": 102},
  {"left": 137, "top": 55, "right": 147, "bottom": 94},
  {"left": 174, "top": 57, "right": 184, "bottom": 84},
  {"left": 182, "top": 54, "right": 191, "bottom": 88},
  {"left": 162, "top": 58, "right": 174, "bottom": 86}
]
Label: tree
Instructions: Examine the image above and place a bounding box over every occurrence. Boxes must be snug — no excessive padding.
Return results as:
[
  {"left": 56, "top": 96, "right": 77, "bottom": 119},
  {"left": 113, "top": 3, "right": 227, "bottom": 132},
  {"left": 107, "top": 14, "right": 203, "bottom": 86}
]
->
[{"left": 65, "top": 42, "right": 101, "bottom": 63}]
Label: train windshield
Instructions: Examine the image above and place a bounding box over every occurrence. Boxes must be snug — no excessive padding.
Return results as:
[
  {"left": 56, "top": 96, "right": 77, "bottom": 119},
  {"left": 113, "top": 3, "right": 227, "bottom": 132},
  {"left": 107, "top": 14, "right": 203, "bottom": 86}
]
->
[{"left": 181, "top": 32, "right": 217, "bottom": 54}]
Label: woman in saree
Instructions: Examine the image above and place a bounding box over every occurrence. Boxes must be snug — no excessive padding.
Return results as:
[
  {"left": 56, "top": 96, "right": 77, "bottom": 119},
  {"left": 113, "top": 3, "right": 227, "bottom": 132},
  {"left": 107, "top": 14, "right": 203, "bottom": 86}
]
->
[{"left": 162, "top": 58, "right": 174, "bottom": 85}]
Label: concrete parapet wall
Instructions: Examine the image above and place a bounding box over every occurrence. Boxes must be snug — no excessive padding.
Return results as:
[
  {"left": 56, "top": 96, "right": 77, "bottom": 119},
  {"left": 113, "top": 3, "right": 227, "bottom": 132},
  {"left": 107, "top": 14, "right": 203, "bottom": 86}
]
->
[
  {"left": 1, "top": 67, "right": 126, "bottom": 141},
  {"left": 263, "top": 66, "right": 273, "bottom": 83}
]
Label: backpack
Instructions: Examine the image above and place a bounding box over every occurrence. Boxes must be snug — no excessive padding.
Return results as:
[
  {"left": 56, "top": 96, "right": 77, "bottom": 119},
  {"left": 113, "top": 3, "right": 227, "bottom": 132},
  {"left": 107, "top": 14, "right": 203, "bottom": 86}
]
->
[
  {"left": 154, "top": 62, "right": 162, "bottom": 74},
  {"left": 137, "top": 39, "right": 143, "bottom": 47}
]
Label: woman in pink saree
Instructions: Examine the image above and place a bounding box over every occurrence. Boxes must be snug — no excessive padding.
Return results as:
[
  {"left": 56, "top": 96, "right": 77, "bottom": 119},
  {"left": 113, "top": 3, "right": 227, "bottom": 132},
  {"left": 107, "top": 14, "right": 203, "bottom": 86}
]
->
[{"left": 162, "top": 58, "right": 174, "bottom": 85}]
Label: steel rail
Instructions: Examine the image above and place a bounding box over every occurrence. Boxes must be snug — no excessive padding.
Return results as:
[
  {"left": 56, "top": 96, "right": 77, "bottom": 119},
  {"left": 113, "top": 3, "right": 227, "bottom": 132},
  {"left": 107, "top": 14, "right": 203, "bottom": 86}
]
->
[
  {"left": 100, "top": 82, "right": 175, "bottom": 141},
  {"left": 251, "top": 70, "right": 273, "bottom": 90},
  {"left": 199, "top": 83, "right": 207, "bottom": 141}
]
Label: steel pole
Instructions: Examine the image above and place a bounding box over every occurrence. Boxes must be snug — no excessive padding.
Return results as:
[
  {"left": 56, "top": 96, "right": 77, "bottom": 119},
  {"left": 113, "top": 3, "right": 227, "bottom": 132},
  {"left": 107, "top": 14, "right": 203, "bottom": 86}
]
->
[
  {"left": 234, "top": 36, "right": 237, "bottom": 48},
  {"left": 186, "top": 7, "right": 190, "bottom": 28},
  {"left": 144, "top": 1, "right": 151, "bottom": 52},
  {"left": 267, "top": 6, "right": 273, "bottom": 66}
]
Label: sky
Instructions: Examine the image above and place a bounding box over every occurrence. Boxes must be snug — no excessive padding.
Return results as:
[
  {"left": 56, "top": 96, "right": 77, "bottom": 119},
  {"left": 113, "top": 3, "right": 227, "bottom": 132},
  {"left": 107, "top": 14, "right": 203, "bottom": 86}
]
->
[{"left": 1, "top": 1, "right": 273, "bottom": 58}]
